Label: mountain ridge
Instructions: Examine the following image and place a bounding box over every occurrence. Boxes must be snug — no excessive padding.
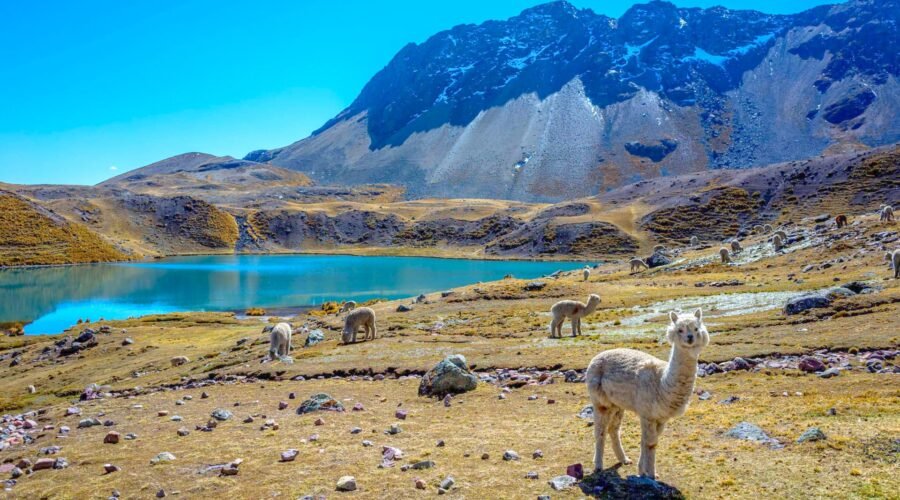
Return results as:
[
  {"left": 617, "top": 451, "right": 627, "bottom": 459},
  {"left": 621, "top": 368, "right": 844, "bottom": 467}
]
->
[{"left": 235, "top": 0, "right": 898, "bottom": 201}]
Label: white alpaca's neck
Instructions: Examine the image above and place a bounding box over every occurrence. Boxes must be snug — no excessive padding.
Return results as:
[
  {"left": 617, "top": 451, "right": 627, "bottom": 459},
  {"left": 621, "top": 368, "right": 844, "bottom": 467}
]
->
[{"left": 661, "top": 345, "right": 699, "bottom": 412}]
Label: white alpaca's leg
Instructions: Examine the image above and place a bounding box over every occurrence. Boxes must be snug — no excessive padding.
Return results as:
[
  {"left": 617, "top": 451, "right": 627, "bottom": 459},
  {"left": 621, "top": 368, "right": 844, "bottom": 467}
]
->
[
  {"left": 592, "top": 402, "right": 611, "bottom": 472},
  {"left": 607, "top": 408, "right": 631, "bottom": 465},
  {"left": 570, "top": 317, "right": 577, "bottom": 337},
  {"left": 639, "top": 417, "right": 660, "bottom": 477}
]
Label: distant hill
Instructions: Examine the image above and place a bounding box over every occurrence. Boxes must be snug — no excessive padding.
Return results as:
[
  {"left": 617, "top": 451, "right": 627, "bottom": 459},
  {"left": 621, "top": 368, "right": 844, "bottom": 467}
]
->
[
  {"left": 244, "top": 0, "right": 899, "bottom": 201},
  {"left": 0, "top": 190, "right": 126, "bottom": 266}
]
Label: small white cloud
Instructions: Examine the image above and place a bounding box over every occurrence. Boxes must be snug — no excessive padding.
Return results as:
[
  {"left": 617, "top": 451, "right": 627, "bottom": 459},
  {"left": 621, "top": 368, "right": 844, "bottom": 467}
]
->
[{"left": 109, "top": 165, "right": 118, "bottom": 171}]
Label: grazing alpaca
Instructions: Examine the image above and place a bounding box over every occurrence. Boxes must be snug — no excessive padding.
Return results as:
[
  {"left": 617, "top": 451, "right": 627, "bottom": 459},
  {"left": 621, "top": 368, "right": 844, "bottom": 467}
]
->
[
  {"left": 719, "top": 247, "right": 731, "bottom": 264},
  {"left": 268, "top": 322, "right": 293, "bottom": 360},
  {"left": 752, "top": 225, "right": 763, "bottom": 234},
  {"left": 773, "top": 230, "right": 788, "bottom": 242},
  {"left": 887, "top": 250, "right": 900, "bottom": 279},
  {"left": 340, "top": 301, "right": 357, "bottom": 313},
  {"left": 763, "top": 224, "right": 773, "bottom": 234},
  {"left": 586, "top": 309, "right": 709, "bottom": 477},
  {"left": 773, "top": 234, "right": 785, "bottom": 251},
  {"left": 630, "top": 258, "right": 648, "bottom": 272},
  {"left": 882, "top": 205, "right": 895, "bottom": 222},
  {"left": 583, "top": 267, "right": 591, "bottom": 281},
  {"left": 549, "top": 294, "right": 602, "bottom": 338},
  {"left": 170, "top": 356, "right": 190, "bottom": 367},
  {"left": 342, "top": 307, "right": 377, "bottom": 344},
  {"left": 835, "top": 214, "right": 848, "bottom": 229},
  {"left": 690, "top": 236, "right": 699, "bottom": 247},
  {"left": 730, "top": 240, "right": 743, "bottom": 254}
]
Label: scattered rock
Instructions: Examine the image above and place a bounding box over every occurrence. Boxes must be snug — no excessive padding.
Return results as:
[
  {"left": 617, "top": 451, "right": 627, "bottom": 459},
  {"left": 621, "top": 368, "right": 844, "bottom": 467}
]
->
[
  {"left": 566, "top": 463, "right": 584, "bottom": 480},
  {"left": 524, "top": 281, "right": 546, "bottom": 291},
  {"left": 304, "top": 330, "right": 325, "bottom": 347},
  {"left": 415, "top": 478, "right": 426, "bottom": 489},
  {"left": 150, "top": 452, "right": 176, "bottom": 465},
  {"left": 395, "top": 409, "right": 408, "bottom": 420},
  {"left": 78, "top": 418, "right": 102, "bottom": 429},
  {"left": 104, "top": 431, "right": 120, "bottom": 444},
  {"left": 411, "top": 460, "right": 435, "bottom": 470},
  {"left": 798, "top": 357, "right": 826, "bottom": 373},
  {"left": 725, "top": 422, "right": 782, "bottom": 448},
  {"left": 211, "top": 408, "right": 233, "bottom": 421},
  {"left": 784, "top": 293, "right": 831, "bottom": 315},
  {"left": 280, "top": 449, "right": 299, "bottom": 462},
  {"left": 503, "top": 450, "right": 520, "bottom": 461},
  {"left": 336, "top": 476, "right": 357, "bottom": 492},
  {"left": 819, "top": 368, "right": 841, "bottom": 378},
  {"left": 103, "top": 464, "right": 120, "bottom": 474},
  {"left": 549, "top": 475, "right": 577, "bottom": 491},
  {"left": 396, "top": 305, "right": 412, "bottom": 313},
  {"left": 177, "top": 427, "right": 190, "bottom": 437},
  {"left": 797, "top": 427, "right": 827, "bottom": 443},
  {"left": 439, "top": 476, "right": 455, "bottom": 490}
]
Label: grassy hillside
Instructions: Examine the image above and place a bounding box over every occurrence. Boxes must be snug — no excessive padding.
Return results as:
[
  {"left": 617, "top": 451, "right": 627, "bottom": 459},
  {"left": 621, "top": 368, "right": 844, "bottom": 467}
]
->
[{"left": 0, "top": 191, "right": 126, "bottom": 267}]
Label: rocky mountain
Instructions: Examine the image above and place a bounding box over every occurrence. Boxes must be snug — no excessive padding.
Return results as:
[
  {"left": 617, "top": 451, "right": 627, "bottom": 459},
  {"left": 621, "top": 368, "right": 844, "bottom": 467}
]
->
[{"left": 248, "top": 0, "right": 899, "bottom": 202}]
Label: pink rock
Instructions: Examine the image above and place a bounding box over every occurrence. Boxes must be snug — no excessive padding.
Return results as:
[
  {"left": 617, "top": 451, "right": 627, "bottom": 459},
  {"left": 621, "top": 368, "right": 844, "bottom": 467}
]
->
[
  {"left": 798, "top": 357, "right": 825, "bottom": 373},
  {"left": 352, "top": 402, "right": 365, "bottom": 411},
  {"left": 23, "top": 419, "right": 38, "bottom": 429},
  {"left": 314, "top": 418, "right": 325, "bottom": 426},
  {"left": 32, "top": 458, "right": 55, "bottom": 471},
  {"left": 395, "top": 409, "right": 408, "bottom": 420},
  {"left": 566, "top": 463, "right": 584, "bottom": 480},
  {"left": 0, "top": 463, "right": 14, "bottom": 473},
  {"left": 278, "top": 401, "right": 289, "bottom": 410}
]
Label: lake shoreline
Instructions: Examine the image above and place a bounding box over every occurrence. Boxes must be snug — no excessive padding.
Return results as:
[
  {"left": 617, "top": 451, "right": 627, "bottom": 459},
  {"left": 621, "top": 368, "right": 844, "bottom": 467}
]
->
[{"left": 0, "top": 246, "right": 596, "bottom": 270}]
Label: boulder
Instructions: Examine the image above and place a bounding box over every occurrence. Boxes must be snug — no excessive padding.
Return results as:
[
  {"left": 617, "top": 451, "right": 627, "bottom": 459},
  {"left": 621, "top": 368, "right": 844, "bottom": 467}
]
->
[
  {"left": 418, "top": 355, "right": 478, "bottom": 397},
  {"left": 549, "top": 475, "right": 577, "bottom": 491},
  {"left": 725, "top": 422, "right": 781, "bottom": 448},
  {"left": 784, "top": 293, "right": 831, "bottom": 315},
  {"left": 150, "top": 452, "right": 176, "bottom": 465},
  {"left": 211, "top": 409, "right": 233, "bottom": 421},
  {"left": 646, "top": 252, "right": 672, "bottom": 268},
  {"left": 296, "top": 393, "right": 345, "bottom": 414},
  {"left": 524, "top": 281, "right": 546, "bottom": 291}
]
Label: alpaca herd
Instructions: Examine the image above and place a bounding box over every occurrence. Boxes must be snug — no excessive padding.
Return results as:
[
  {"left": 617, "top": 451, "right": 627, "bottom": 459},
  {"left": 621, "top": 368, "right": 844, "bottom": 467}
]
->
[{"left": 252, "top": 202, "right": 896, "bottom": 480}]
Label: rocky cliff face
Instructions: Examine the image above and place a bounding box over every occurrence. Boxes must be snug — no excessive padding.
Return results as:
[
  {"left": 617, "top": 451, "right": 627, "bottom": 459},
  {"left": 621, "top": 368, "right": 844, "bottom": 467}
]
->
[{"left": 253, "top": 0, "right": 899, "bottom": 201}]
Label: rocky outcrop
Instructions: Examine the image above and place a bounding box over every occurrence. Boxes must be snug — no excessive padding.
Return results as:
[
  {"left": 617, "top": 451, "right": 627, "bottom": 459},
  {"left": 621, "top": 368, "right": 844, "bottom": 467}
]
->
[{"left": 418, "top": 355, "right": 478, "bottom": 397}]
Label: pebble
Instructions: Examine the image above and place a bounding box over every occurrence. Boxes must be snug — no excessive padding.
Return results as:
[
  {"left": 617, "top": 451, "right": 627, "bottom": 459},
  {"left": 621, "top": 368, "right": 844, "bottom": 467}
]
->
[
  {"left": 525, "top": 471, "right": 539, "bottom": 480},
  {"left": 503, "top": 450, "right": 520, "bottom": 461},
  {"left": 415, "top": 478, "right": 426, "bottom": 489},
  {"left": 396, "top": 409, "right": 408, "bottom": 420},
  {"left": 411, "top": 460, "right": 435, "bottom": 470},
  {"left": 797, "top": 427, "right": 827, "bottom": 443},
  {"left": 386, "top": 424, "right": 402, "bottom": 435},
  {"left": 289, "top": 392, "right": 296, "bottom": 400},
  {"left": 170, "top": 416, "right": 183, "bottom": 422},
  {"left": 436, "top": 439, "right": 445, "bottom": 447},
  {"left": 201, "top": 392, "right": 209, "bottom": 399},
  {"left": 278, "top": 401, "right": 289, "bottom": 410},
  {"left": 281, "top": 449, "right": 299, "bottom": 462},
  {"left": 362, "top": 440, "right": 373, "bottom": 447},
  {"left": 104, "top": 431, "right": 120, "bottom": 444},
  {"left": 566, "top": 463, "right": 584, "bottom": 480},
  {"left": 125, "top": 433, "right": 137, "bottom": 440},
  {"left": 103, "top": 464, "right": 120, "bottom": 474},
  {"left": 439, "top": 476, "right": 455, "bottom": 490},
  {"left": 352, "top": 402, "right": 365, "bottom": 411},
  {"left": 157, "top": 411, "right": 169, "bottom": 417},
  {"left": 532, "top": 450, "right": 543, "bottom": 459},
  {"left": 350, "top": 427, "right": 362, "bottom": 434},
  {"left": 481, "top": 453, "right": 490, "bottom": 460},
  {"left": 177, "top": 427, "right": 190, "bottom": 437},
  {"left": 819, "top": 368, "right": 841, "bottom": 378},
  {"left": 314, "top": 418, "right": 325, "bottom": 426}
]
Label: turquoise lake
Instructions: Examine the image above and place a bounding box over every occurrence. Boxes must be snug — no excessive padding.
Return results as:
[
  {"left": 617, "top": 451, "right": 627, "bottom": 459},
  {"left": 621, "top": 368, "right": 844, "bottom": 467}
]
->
[{"left": 0, "top": 255, "right": 585, "bottom": 335}]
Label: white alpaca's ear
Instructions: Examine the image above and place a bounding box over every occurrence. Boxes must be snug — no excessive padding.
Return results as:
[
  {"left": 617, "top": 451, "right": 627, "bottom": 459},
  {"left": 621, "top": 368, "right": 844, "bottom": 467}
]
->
[
  {"left": 694, "top": 308, "right": 703, "bottom": 321},
  {"left": 669, "top": 311, "right": 679, "bottom": 324}
]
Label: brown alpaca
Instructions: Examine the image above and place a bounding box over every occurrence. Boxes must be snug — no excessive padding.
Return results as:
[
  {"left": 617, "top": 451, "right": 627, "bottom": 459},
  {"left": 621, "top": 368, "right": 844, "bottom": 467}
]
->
[
  {"left": 549, "top": 294, "right": 602, "bottom": 338},
  {"left": 630, "top": 258, "right": 648, "bottom": 273},
  {"left": 719, "top": 247, "right": 731, "bottom": 264},
  {"left": 835, "top": 214, "right": 848, "bottom": 228}
]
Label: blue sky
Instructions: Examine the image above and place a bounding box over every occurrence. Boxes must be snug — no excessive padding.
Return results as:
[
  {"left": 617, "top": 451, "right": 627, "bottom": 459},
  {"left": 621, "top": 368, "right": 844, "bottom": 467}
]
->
[{"left": 0, "top": 0, "right": 832, "bottom": 185}]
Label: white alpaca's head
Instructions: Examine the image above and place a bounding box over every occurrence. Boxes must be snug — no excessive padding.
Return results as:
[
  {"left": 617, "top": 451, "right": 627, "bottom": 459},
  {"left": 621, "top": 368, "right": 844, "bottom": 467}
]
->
[
  {"left": 666, "top": 309, "right": 709, "bottom": 353},
  {"left": 587, "top": 294, "right": 601, "bottom": 306}
]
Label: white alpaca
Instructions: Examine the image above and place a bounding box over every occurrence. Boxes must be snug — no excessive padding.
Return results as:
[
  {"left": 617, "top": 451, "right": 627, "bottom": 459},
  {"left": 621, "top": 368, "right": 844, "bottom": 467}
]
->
[
  {"left": 342, "top": 307, "right": 377, "bottom": 344},
  {"left": 268, "top": 322, "right": 293, "bottom": 360},
  {"left": 170, "top": 356, "right": 190, "bottom": 367},
  {"left": 583, "top": 267, "right": 591, "bottom": 281},
  {"left": 886, "top": 250, "right": 900, "bottom": 279},
  {"left": 690, "top": 236, "right": 699, "bottom": 247},
  {"left": 730, "top": 240, "right": 743, "bottom": 254},
  {"left": 719, "top": 247, "right": 731, "bottom": 264},
  {"left": 340, "top": 301, "right": 357, "bottom": 313},
  {"left": 549, "top": 294, "right": 601, "bottom": 338},
  {"left": 882, "top": 205, "right": 895, "bottom": 222},
  {"left": 773, "top": 234, "right": 785, "bottom": 252},
  {"left": 585, "top": 309, "right": 709, "bottom": 478},
  {"left": 630, "top": 258, "right": 648, "bottom": 272}
]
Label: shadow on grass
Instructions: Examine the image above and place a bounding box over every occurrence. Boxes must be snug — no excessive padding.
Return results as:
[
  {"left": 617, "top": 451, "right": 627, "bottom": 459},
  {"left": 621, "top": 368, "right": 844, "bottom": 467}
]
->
[{"left": 579, "top": 465, "right": 685, "bottom": 499}]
